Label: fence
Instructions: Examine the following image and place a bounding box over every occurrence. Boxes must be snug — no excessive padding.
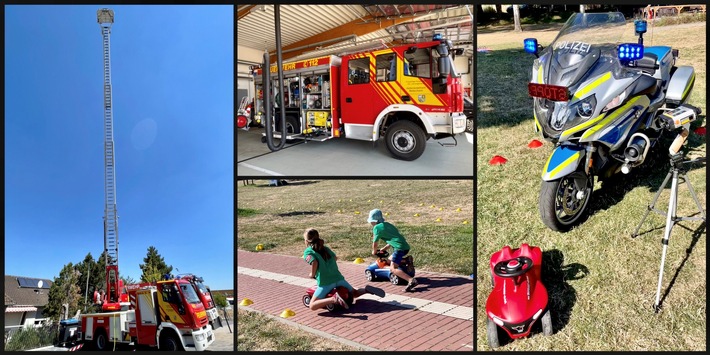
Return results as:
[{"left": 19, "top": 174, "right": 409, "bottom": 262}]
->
[
  {"left": 643, "top": 4, "right": 706, "bottom": 19},
  {"left": 4, "top": 323, "right": 59, "bottom": 351}
]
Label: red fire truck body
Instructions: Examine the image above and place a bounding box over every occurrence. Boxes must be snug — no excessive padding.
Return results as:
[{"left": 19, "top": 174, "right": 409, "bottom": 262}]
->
[
  {"left": 78, "top": 280, "right": 214, "bottom": 351},
  {"left": 252, "top": 36, "right": 472, "bottom": 160}
]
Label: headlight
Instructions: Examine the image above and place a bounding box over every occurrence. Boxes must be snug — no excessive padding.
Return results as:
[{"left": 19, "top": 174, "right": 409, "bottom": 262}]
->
[
  {"left": 194, "top": 333, "right": 205, "bottom": 341},
  {"left": 576, "top": 95, "right": 596, "bottom": 118}
]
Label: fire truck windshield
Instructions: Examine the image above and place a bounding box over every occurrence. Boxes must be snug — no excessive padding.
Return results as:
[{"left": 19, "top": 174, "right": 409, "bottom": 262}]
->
[
  {"left": 179, "top": 283, "right": 202, "bottom": 304},
  {"left": 195, "top": 281, "right": 209, "bottom": 295}
]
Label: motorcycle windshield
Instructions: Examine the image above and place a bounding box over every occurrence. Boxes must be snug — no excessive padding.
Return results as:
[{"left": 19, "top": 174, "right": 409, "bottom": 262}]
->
[
  {"left": 545, "top": 12, "right": 627, "bottom": 89},
  {"left": 535, "top": 12, "right": 636, "bottom": 138}
]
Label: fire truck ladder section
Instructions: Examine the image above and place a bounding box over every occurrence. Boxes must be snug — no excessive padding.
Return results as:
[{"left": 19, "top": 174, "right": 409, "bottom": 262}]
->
[{"left": 99, "top": 9, "right": 120, "bottom": 277}]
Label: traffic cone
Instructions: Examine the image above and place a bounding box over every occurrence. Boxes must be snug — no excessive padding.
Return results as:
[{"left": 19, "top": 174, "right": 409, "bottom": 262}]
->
[
  {"left": 489, "top": 155, "right": 508, "bottom": 165},
  {"left": 255, "top": 244, "right": 264, "bottom": 251},
  {"left": 280, "top": 309, "right": 296, "bottom": 318},
  {"left": 528, "top": 139, "right": 543, "bottom": 148},
  {"left": 240, "top": 298, "right": 253, "bottom": 306},
  {"left": 354, "top": 258, "right": 365, "bottom": 264}
]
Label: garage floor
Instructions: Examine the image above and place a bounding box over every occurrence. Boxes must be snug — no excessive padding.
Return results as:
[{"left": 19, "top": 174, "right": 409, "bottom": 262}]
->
[{"left": 237, "top": 128, "right": 473, "bottom": 176}]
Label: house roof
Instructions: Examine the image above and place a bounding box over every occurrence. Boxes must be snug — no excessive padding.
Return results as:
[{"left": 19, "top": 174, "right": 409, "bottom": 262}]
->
[{"left": 4, "top": 275, "right": 53, "bottom": 307}]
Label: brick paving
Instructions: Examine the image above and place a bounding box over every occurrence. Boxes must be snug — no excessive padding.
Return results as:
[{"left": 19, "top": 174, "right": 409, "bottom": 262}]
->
[{"left": 237, "top": 250, "right": 474, "bottom": 351}]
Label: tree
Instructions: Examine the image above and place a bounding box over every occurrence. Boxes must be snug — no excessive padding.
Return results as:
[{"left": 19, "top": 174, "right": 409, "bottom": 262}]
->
[
  {"left": 212, "top": 293, "right": 228, "bottom": 309},
  {"left": 513, "top": 5, "right": 522, "bottom": 32},
  {"left": 121, "top": 274, "right": 138, "bottom": 286},
  {"left": 139, "top": 246, "right": 173, "bottom": 283},
  {"left": 44, "top": 263, "right": 82, "bottom": 321}
]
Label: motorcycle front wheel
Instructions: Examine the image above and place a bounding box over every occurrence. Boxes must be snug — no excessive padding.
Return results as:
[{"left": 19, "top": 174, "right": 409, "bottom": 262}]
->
[{"left": 539, "top": 172, "right": 593, "bottom": 232}]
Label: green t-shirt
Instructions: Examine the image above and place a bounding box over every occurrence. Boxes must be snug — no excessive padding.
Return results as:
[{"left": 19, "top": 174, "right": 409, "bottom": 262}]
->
[
  {"left": 372, "top": 222, "right": 410, "bottom": 251},
  {"left": 303, "top": 246, "right": 344, "bottom": 286}
]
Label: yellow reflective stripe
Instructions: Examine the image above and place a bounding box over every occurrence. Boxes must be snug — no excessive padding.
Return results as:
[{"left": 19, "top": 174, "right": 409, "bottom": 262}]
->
[
  {"left": 581, "top": 96, "right": 643, "bottom": 139},
  {"left": 537, "top": 65, "right": 543, "bottom": 83},
  {"left": 573, "top": 72, "right": 612, "bottom": 100},
  {"left": 543, "top": 151, "right": 582, "bottom": 178},
  {"left": 533, "top": 111, "right": 541, "bottom": 132},
  {"left": 561, "top": 112, "right": 607, "bottom": 139},
  {"left": 682, "top": 73, "right": 695, "bottom": 100}
]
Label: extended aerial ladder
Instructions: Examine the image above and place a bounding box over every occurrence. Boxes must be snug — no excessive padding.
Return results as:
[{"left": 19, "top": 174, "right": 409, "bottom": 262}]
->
[{"left": 98, "top": 8, "right": 122, "bottom": 312}]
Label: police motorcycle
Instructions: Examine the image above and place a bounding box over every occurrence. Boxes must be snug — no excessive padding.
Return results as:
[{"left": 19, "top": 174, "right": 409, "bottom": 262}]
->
[{"left": 524, "top": 12, "right": 699, "bottom": 232}]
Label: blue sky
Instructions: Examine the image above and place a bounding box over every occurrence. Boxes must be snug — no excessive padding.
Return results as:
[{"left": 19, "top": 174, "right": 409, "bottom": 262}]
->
[{"left": 4, "top": 5, "right": 234, "bottom": 290}]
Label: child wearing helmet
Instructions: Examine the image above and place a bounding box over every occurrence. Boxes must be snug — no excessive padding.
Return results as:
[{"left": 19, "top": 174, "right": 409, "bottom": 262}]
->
[
  {"left": 368, "top": 209, "right": 418, "bottom": 292},
  {"left": 303, "top": 228, "right": 385, "bottom": 311}
]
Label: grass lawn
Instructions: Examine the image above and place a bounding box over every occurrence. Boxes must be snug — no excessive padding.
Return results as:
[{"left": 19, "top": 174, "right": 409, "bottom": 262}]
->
[
  {"left": 237, "top": 179, "right": 474, "bottom": 276},
  {"left": 237, "top": 308, "right": 358, "bottom": 351},
  {"left": 476, "top": 22, "right": 706, "bottom": 351}
]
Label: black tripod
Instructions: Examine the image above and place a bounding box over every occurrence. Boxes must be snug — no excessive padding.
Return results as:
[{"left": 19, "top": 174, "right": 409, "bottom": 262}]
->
[{"left": 631, "top": 153, "right": 706, "bottom": 313}]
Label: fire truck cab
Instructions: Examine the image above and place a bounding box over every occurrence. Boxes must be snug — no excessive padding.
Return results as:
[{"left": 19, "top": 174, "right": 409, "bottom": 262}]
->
[
  {"left": 179, "top": 274, "right": 223, "bottom": 330},
  {"left": 252, "top": 34, "right": 471, "bottom": 161},
  {"left": 78, "top": 280, "right": 214, "bottom": 351}
]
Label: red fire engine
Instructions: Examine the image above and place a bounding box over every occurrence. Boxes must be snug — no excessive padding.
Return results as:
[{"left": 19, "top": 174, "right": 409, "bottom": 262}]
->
[
  {"left": 79, "top": 280, "right": 214, "bottom": 351},
  {"left": 251, "top": 34, "right": 473, "bottom": 161}
]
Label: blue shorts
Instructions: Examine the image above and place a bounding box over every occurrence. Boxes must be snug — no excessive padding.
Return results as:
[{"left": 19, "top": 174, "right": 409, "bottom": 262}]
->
[
  {"left": 313, "top": 279, "right": 353, "bottom": 299},
  {"left": 391, "top": 249, "right": 410, "bottom": 265}
]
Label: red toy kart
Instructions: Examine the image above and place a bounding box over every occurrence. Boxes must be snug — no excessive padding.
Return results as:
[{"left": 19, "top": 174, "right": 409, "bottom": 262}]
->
[
  {"left": 302, "top": 285, "right": 353, "bottom": 312},
  {"left": 485, "top": 244, "right": 552, "bottom": 348}
]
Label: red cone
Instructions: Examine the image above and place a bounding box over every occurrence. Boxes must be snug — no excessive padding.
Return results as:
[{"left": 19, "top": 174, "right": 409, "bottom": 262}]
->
[
  {"left": 489, "top": 155, "right": 508, "bottom": 165},
  {"left": 528, "top": 139, "right": 543, "bottom": 148},
  {"left": 694, "top": 126, "right": 706, "bottom": 135}
]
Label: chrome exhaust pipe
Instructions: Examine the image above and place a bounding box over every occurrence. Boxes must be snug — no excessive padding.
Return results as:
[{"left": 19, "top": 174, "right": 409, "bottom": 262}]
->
[{"left": 621, "top": 133, "right": 651, "bottom": 174}]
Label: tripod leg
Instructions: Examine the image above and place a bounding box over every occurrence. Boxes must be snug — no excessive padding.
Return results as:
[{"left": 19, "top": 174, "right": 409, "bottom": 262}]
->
[
  {"left": 632, "top": 169, "right": 673, "bottom": 238},
  {"left": 682, "top": 175, "right": 707, "bottom": 220},
  {"left": 654, "top": 170, "right": 679, "bottom": 312}
]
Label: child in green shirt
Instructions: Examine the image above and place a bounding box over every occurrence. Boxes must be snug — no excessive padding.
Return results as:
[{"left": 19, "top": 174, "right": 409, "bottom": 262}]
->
[
  {"left": 368, "top": 209, "right": 418, "bottom": 292},
  {"left": 303, "top": 228, "right": 384, "bottom": 311}
]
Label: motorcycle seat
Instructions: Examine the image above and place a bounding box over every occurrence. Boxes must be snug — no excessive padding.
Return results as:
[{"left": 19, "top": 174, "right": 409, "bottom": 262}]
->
[
  {"left": 628, "top": 74, "right": 658, "bottom": 98},
  {"left": 636, "top": 53, "right": 658, "bottom": 75}
]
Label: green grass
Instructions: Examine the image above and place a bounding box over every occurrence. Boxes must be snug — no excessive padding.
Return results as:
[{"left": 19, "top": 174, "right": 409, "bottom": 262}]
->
[
  {"left": 477, "top": 22, "right": 706, "bottom": 351},
  {"left": 237, "top": 308, "right": 358, "bottom": 351},
  {"left": 237, "top": 180, "right": 473, "bottom": 276},
  {"left": 237, "top": 208, "right": 259, "bottom": 217}
]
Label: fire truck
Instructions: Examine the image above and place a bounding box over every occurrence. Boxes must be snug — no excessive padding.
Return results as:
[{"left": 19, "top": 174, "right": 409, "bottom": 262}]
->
[
  {"left": 178, "top": 274, "right": 223, "bottom": 330},
  {"left": 250, "top": 34, "right": 473, "bottom": 161},
  {"left": 78, "top": 280, "right": 215, "bottom": 351}
]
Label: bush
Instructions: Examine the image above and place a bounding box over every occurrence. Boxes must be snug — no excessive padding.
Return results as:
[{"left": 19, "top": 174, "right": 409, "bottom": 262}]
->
[{"left": 4, "top": 324, "right": 58, "bottom": 351}]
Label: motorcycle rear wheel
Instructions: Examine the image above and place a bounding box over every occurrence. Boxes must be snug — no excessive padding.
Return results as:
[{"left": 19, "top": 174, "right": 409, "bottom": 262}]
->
[{"left": 539, "top": 173, "right": 593, "bottom": 232}]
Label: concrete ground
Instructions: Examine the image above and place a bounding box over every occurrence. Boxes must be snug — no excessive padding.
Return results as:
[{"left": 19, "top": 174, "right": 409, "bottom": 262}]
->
[
  {"left": 237, "top": 127, "right": 474, "bottom": 176},
  {"left": 237, "top": 250, "right": 474, "bottom": 351}
]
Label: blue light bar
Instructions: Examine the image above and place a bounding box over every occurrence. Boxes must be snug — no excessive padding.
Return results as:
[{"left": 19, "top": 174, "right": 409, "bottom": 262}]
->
[
  {"left": 432, "top": 33, "right": 443, "bottom": 41},
  {"left": 634, "top": 20, "right": 647, "bottom": 34},
  {"left": 524, "top": 38, "right": 538, "bottom": 54},
  {"left": 618, "top": 43, "right": 644, "bottom": 61}
]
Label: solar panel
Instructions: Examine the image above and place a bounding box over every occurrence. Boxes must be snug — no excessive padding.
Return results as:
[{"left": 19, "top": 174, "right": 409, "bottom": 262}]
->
[{"left": 16, "top": 277, "right": 49, "bottom": 288}]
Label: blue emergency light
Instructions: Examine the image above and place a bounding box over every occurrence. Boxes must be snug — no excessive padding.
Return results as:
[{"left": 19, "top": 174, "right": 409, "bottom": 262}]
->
[
  {"left": 524, "top": 38, "right": 538, "bottom": 54},
  {"left": 433, "top": 33, "right": 443, "bottom": 41},
  {"left": 618, "top": 43, "right": 644, "bottom": 61},
  {"left": 634, "top": 19, "right": 647, "bottom": 34}
]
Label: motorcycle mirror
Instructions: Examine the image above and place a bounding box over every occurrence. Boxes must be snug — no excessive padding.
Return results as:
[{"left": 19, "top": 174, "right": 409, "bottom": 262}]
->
[
  {"left": 524, "top": 38, "right": 540, "bottom": 56},
  {"left": 617, "top": 43, "right": 644, "bottom": 61},
  {"left": 634, "top": 19, "right": 647, "bottom": 35}
]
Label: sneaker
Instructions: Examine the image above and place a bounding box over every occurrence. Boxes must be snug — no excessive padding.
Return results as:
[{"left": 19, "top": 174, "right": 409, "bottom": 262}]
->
[
  {"left": 405, "top": 277, "right": 418, "bottom": 292},
  {"left": 365, "top": 285, "right": 386, "bottom": 298},
  {"left": 333, "top": 292, "right": 349, "bottom": 309}
]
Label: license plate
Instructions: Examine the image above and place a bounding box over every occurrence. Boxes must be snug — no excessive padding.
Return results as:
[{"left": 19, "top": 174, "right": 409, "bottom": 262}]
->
[{"left": 528, "top": 83, "right": 569, "bottom": 102}]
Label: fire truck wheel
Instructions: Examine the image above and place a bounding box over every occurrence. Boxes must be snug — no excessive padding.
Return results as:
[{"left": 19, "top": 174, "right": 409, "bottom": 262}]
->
[
  {"left": 385, "top": 120, "right": 426, "bottom": 161},
  {"left": 159, "top": 332, "right": 183, "bottom": 351},
  {"left": 93, "top": 330, "right": 108, "bottom": 351},
  {"left": 276, "top": 116, "right": 300, "bottom": 135}
]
